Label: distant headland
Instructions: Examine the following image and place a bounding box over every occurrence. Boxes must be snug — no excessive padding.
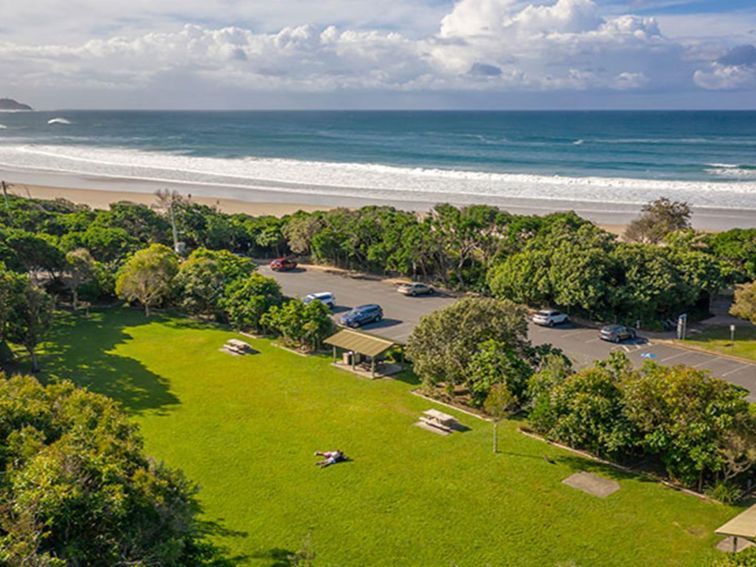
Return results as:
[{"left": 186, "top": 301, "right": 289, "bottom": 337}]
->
[{"left": 0, "top": 98, "right": 32, "bottom": 111}]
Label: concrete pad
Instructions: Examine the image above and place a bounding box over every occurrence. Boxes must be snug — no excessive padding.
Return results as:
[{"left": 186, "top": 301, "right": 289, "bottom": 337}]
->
[
  {"left": 716, "top": 537, "right": 755, "bottom": 553},
  {"left": 562, "top": 472, "right": 620, "bottom": 498}
]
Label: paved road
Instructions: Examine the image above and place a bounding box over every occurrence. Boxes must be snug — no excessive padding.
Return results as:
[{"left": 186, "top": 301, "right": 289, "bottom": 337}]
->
[{"left": 260, "top": 264, "right": 756, "bottom": 401}]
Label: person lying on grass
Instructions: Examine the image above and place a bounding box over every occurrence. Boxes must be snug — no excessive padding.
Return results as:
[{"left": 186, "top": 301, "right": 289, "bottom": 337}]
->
[{"left": 314, "top": 450, "right": 346, "bottom": 468}]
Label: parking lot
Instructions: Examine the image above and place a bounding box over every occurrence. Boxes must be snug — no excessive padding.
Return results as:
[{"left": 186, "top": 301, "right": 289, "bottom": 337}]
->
[{"left": 260, "top": 264, "right": 756, "bottom": 401}]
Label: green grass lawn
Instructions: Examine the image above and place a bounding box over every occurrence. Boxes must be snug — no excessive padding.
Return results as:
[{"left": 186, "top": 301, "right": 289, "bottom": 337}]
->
[
  {"left": 682, "top": 326, "right": 756, "bottom": 362},
  {"left": 35, "top": 309, "right": 737, "bottom": 566}
]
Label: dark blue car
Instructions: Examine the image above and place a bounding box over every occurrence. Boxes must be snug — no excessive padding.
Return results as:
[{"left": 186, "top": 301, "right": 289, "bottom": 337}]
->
[{"left": 339, "top": 304, "right": 383, "bottom": 328}]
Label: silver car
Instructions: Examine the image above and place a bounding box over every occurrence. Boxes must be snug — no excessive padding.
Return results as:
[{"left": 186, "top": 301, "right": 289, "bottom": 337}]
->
[
  {"left": 600, "top": 325, "right": 637, "bottom": 343},
  {"left": 397, "top": 282, "right": 434, "bottom": 296}
]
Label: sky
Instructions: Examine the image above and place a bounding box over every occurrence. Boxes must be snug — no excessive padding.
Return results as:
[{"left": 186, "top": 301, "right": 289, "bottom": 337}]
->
[{"left": 2, "top": 0, "right": 756, "bottom": 109}]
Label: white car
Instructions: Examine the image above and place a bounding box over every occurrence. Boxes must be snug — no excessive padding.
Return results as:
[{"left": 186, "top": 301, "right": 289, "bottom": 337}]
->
[
  {"left": 303, "top": 292, "right": 335, "bottom": 309},
  {"left": 532, "top": 309, "right": 569, "bottom": 327}
]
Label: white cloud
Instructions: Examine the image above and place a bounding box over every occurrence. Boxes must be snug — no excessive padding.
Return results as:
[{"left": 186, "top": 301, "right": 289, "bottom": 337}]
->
[{"left": 0, "top": 0, "right": 752, "bottom": 106}]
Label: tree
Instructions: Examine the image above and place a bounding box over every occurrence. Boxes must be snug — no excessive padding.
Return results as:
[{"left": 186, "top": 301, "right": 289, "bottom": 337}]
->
[
  {"left": 2, "top": 229, "right": 65, "bottom": 276},
  {"left": 484, "top": 383, "right": 517, "bottom": 454},
  {"left": 153, "top": 189, "right": 184, "bottom": 252},
  {"left": 115, "top": 244, "right": 178, "bottom": 316},
  {"left": 60, "top": 225, "right": 139, "bottom": 264},
  {"left": 94, "top": 200, "right": 170, "bottom": 244},
  {"left": 175, "top": 248, "right": 254, "bottom": 319},
  {"left": 6, "top": 280, "right": 54, "bottom": 372},
  {"left": 625, "top": 197, "right": 691, "bottom": 244},
  {"left": 622, "top": 363, "right": 754, "bottom": 489},
  {"left": 223, "top": 273, "right": 283, "bottom": 331},
  {"left": 405, "top": 297, "right": 530, "bottom": 387},
  {"left": 530, "top": 360, "right": 634, "bottom": 458},
  {"left": 730, "top": 281, "right": 756, "bottom": 323},
  {"left": 283, "top": 212, "right": 325, "bottom": 255},
  {"left": 706, "top": 228, "right": 756, "bottom": 283},
  {"left": 0, "top": 263, "right": 24, "bottom": 343},
  {"left": 65, "top": 248, "right": 95, "bottom": 310},
  {"left": 0, "top": 374, "right": 219, "bottom": 566},
  {"left": 466, "top": 339, "right": 533, "bottom": 407},
  {"left": 261, "top": 299, "right": 334, "bottom": 352}
]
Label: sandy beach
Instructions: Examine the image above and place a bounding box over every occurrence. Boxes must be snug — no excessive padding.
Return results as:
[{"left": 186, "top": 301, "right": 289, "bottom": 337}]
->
[
  {"left": 2, "top": 167, "right": 755, "bottom": 231},
  {"left": 6, "top": 182, "right": 326, "bottom": 218}
]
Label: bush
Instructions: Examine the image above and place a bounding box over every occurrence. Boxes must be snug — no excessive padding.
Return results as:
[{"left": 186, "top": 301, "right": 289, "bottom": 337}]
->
[
  {"left": 705, "top": 481, "right": 743, "bottom": 505},
  {"left": 261, "top": 299, "right": 334, "bottom": 352}
]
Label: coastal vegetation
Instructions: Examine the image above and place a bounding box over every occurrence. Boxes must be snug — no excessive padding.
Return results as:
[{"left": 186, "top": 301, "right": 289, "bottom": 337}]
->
[
  {"left": 2, "top": 192, "right": 752, "bottom": 328},
  {"left": 0, "top": 191, "right": 753, "bottom": 562}
]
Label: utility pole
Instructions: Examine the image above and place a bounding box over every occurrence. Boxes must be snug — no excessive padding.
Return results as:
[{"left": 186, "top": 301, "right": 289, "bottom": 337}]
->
[
  {"left": 169, "top": 199, "right": 179, "bottom": 253},
  {"left": 1, "top": 180, "right": 8, "bottom": 210}
]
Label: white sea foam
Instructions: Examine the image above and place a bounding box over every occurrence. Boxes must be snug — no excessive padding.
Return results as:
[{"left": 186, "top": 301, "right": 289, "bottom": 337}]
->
[
  {"left": 705, "top": 165, "right": 756, "bottom": 179},
  {"left": 47, "top": 118, "right": 71, "bottom": 125},
  {"left": 0, "top": 125, "right": 6, "bottom": 129},
  {"left": 0, "top": 144, "right": 754, "bottom": 209}
]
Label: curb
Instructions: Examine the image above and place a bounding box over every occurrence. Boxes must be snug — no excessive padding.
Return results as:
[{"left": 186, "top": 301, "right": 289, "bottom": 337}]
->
[{"left": 655, "top": 339, "right": 756, "bottom": 366}]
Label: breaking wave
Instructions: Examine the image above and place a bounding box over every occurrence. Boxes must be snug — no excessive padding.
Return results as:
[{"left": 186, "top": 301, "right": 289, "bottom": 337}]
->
[{"left": 0, "top": 144, "right": 754, "bottom": 209}]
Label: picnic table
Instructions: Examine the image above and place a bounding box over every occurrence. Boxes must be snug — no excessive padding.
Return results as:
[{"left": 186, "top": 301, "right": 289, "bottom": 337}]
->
[
  {"left": 420, "top": 409, "right": 458, "bottom": 432},
  {"left": 224, "top": 339, "right": 252, "bottom": 355}
]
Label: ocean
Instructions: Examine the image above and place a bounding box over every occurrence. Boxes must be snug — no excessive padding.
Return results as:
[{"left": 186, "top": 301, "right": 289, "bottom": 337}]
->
[{"left": 0, "top": 110, "right": 755, "bottom": 210}]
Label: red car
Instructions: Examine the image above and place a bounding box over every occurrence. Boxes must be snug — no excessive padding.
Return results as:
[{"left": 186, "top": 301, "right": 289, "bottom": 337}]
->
[{"left": 270, "top": 257, "right": 298, "bottom": 271}]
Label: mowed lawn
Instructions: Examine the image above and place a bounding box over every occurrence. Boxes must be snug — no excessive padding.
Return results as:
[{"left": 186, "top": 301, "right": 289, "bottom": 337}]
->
[
  {"left": 683, "top": 325, "right": 756, "bottom": 362},
  {"left": 38, "top": 309, "right": 736, "bottom": 567}
]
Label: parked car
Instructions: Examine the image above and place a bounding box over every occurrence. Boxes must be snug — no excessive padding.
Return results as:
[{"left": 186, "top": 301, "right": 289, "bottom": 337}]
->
[
  {"left": 339, "top": 304, "right": 383, "bottom": 328},
  {"left": 532, "top": 309, "right": 569, "bottom": 327},
  {"left": 270, "top": 257, "right": 297, "bottom": 271},
  {"left": 397, "top": 282, "right": 434, "bottom": 296},
  {"left": 303, "top": 292, "right": 335, "bottom": 309},
  {"left": 600, "top": 324, "right": 637, "bottom": 343}
]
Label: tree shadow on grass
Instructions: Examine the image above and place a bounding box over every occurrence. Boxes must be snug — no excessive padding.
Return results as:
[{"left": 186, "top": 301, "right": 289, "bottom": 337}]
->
[
  {"left": 552, "top": 454, "right": 653, "bottom": 485},
  {"left": 40, "top": 309, "right": 180, "bottom": 416},
  {"left": 197, "top": 516, "right": 250, "bottom": 566}
]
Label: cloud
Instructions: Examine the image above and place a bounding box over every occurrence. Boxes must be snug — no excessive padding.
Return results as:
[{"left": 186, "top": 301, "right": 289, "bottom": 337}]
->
[
  {"left": 0, "top": 0, "right": 752, "bottom": 105},
  {"left": 694, "top": 44, "right": 756, "bottom": 90}
]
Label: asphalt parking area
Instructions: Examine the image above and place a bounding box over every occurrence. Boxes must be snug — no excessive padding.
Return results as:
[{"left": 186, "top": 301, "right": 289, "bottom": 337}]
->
[{"left": 261, "top": 263, "right": 755, "bottom": 400}]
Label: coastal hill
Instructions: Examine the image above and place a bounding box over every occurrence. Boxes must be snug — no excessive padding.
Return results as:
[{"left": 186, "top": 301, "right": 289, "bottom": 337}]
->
[{"left": 0, "top": 98, "right": 32, "bottom": 110}]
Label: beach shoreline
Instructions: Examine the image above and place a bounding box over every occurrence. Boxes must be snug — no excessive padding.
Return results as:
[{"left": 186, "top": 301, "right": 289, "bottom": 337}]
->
[{"left": 2, "top": 166, "right": 755, "bottom": 231}]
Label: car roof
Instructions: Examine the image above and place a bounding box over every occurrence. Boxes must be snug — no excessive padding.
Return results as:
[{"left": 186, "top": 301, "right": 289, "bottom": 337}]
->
[
  {"left": 355, "top": 304, "right": 380, "bottom": 310},
  {"left": 537, "top": 309, "right": 559, "bottom": 315},
  {"left": 308, "top": 292, "right": 332, "bottom": 297},
  {"left": 602, "top": 324, "right": 623, "bottom": 330}
]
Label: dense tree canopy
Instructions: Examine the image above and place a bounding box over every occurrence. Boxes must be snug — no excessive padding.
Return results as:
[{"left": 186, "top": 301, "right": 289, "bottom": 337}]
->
[
  {"left": 406, "top": 297, "right": 530, "bottom": 387},
  {"left": 0, "top": 375, "right": 217, "bottom": 566},
  {"left": 529, "top": 353, "right": 755, "bottom": 492},
  {"left": 175, "top": 248, "right": 255, "bottom": 319},
  {"left": 223, "top": 273, "right": 284, "bottom": 332}
]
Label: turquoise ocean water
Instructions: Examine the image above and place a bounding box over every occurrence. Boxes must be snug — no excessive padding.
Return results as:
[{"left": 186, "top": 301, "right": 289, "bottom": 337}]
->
[{"left": 0, "top": 111, "right": 754, "bottom": 208}]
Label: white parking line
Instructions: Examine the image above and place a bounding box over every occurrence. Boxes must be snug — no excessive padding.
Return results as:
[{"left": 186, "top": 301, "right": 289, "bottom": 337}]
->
[
  {"left": 660, "top": 352, "right": 689, "bottom": 363},
  {"left": 693, "top": 359, "right": 716, "bottom": 368},
  {"left": 721, "top": 365, "right": 748, "bottom": 378},
  {"left": 586, "top": 338, "right": 601, "bottom": 344}
]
